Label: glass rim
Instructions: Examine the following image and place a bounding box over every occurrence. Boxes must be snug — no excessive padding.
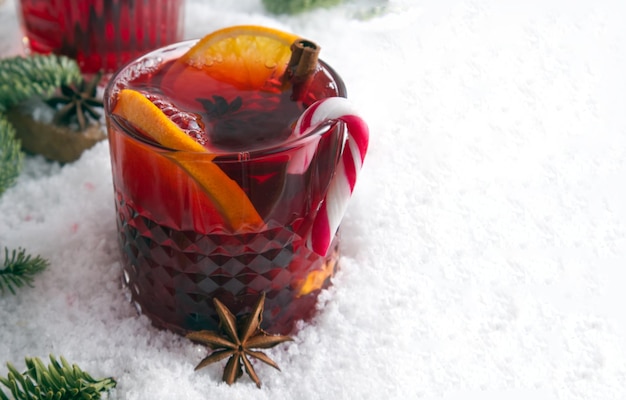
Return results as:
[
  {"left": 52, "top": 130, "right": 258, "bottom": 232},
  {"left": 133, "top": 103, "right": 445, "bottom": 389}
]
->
[{"left": 104, "top": 38, "right": 347, "bottom": 160}]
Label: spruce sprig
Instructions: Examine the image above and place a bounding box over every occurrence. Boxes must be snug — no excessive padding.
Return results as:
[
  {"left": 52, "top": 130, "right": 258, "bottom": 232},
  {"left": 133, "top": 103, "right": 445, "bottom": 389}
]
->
[
  {"left": 0, "top": 54, "right": 82, "bottom": 112},
  {"left": 0, "top": 247, "right": 48, "bottom": 295},
  {"left": 262, "top": 0, "right": 343, "bottom": 14},
  {"left": 0, "top": 54, "right": 82, "bottom": 196},
  {"left": 0, "top": 355, "right": 116, "bottom": 400},
  {"left": 0, "top": 115, "right": 22, "bottom": 196}
]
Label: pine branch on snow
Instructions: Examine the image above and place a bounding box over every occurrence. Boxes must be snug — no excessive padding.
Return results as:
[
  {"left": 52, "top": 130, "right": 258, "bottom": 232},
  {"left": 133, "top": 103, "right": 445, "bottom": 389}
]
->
[
  {"left": 0, "top": 115, "right": 22, "bottom": 196},
  {"left": 0, "top": 247, "right": 48, "bottom": 295},
  {"left": 262, "top": 0, "right": 343, "bottom": 14},
  {"left": 0, "top": 355, "right": 116, "bottom": 400}
]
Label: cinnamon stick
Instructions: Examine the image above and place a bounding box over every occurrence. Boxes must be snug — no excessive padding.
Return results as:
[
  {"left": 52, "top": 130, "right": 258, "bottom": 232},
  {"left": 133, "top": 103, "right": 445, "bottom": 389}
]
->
[
  {"left": 287, "top": 39, "right": 320, "bottom": 101},
  {"left": 287, "top": 39, "right": 320, "bottom": 82}
]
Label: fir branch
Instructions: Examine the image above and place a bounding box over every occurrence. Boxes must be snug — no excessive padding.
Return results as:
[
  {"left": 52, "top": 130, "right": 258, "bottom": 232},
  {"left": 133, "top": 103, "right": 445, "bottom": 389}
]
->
[
  {"left": 0, "top": 54, "right": 82, "bottom": 112},
  {"left": 262, "top": 0, "right": 343, "bottom": 14},
  {"left": 0, "top": 114, "right": 23, "bottom": 196},
  {"left": 0, "top": 247, "right": 48, "bottom": 295},
  {"left": 0, "top": 355, "right": 116, "bottom": 400}
]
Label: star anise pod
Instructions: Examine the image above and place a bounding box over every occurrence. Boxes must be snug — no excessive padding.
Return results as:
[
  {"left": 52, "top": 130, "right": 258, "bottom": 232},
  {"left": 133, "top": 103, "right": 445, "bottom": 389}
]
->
[
  {"left": 186, "top": 293, "right": 293, "bottom": 388},
  {"left": 196, "top": 95, "right": 242, "bottom": 118},
  {"left": 45, "top": 71, "right": 104, "bottom": 131}
]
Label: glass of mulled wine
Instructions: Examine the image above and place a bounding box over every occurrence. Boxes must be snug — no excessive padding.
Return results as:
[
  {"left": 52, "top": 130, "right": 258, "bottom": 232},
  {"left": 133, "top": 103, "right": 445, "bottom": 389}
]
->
[
  {"left": 104, "top": 29, "right": 368, "bottom": 336},
  {"left": 16, "top": 0, "right": 185, "bottom": 74}
]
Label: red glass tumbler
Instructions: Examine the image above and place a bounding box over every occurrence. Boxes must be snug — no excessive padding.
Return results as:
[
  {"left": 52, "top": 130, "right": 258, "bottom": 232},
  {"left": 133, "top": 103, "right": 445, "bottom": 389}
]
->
[
  {"left": 105, "top": 40, "right": 349, "bottom": 335},
  {"left": 16, "top": 0, "right": 185, "bottom": 74}
]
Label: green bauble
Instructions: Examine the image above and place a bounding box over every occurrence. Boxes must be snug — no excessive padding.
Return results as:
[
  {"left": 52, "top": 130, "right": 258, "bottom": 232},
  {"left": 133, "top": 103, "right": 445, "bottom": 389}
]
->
[{"left": 262, "top": 0, "right": 344, "bottom": 14}]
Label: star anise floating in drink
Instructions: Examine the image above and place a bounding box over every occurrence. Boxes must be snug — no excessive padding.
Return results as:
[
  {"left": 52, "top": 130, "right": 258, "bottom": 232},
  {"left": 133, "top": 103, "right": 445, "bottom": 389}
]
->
[
  {"left": 186, "top": 293, "right": 293, "bottom": 388},
  {"left": 197, "top": 95, "right": 242, "bottom": 118},
  {"left": 46, "top": 71, "right": 104, "bottom": 131}
]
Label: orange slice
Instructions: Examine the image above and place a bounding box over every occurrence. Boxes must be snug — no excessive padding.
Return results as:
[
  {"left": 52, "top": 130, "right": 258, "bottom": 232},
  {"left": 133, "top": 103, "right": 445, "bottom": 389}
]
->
[
  {"left": 113, "top": 89, "right": 207, "bottom": 152},
  {"left": 112, "top": 88, "right": 264, "bottom": 231},
  {"left": 180, "top": 25, "right": 300, "bottom": 90},
  {"left": 296, "top": 257, "right": 337, "bottom": 297}
]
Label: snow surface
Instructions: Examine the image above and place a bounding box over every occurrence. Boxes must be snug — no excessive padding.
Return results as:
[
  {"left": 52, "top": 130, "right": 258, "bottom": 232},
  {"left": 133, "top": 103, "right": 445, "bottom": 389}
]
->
[{"left": 2, "top": 0, "right": 626, "bottom": 399}]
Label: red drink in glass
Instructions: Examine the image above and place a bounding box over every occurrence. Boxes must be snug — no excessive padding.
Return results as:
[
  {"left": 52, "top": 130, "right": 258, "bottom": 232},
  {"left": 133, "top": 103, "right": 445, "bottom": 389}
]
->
[
  {"left": 105, "top": 39, "right": 347, "bottom": 335},
  {"left": 16, "top": 0, "right": 185, "bottom": 74}
]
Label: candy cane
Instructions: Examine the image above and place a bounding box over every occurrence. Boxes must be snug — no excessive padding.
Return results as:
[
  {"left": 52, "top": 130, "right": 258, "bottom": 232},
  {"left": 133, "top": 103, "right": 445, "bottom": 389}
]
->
[{"left": 290, "top": 97, "right": 369, "bottom": 256}]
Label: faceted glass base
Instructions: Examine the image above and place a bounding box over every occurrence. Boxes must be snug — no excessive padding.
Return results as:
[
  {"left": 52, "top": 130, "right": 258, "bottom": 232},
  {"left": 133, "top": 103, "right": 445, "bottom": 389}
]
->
[{"left": 116, "top": 194, "right": 338, "bottom": 335}]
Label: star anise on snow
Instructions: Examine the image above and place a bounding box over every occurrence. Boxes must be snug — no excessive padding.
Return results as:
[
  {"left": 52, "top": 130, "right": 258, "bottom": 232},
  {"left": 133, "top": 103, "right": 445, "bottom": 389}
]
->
[
  {"left": 45, "top": 71, "right": 104, "bottom": 131},
  {"left": 186, "top": 293, "right": 293, "bottom": 388}
]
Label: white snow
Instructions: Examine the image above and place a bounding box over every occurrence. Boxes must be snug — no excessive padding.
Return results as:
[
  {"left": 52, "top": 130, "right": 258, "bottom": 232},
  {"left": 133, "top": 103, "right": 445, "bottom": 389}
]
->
[{"left": 1, "top": 0, "right": 626, "bottom": 399}]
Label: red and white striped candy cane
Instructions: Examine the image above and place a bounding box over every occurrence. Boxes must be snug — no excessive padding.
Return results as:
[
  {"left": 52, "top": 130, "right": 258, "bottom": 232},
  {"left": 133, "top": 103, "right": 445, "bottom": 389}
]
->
[{"left": 291, "top": 97, "right": 369, "bottom": 256}]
